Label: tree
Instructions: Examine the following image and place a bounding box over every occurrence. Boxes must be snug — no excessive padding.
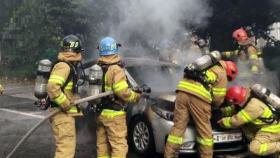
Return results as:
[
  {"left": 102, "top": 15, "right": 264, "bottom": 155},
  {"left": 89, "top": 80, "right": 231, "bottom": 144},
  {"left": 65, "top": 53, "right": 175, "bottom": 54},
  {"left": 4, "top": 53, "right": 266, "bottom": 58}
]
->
[
  {"left": 204, "top": 0, "right": 278, "bottom": 51},
  {"left": 0, "top": 0, "right": 91, "bottom": 78}
]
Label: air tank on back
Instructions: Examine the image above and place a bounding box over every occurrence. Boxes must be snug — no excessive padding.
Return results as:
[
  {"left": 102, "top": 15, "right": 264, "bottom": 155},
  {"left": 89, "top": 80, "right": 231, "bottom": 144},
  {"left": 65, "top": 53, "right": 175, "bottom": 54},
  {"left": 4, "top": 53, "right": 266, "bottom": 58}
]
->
[
  {"left": 190, "top": 50, "right": 221, "bottom": 71},
  {"left": 251, "top": 84, "right": 280, "bottom": 109},
  {"left": 88, "top": 64, "right": 103, "bottom": 104},
  {"left": 34, "top": 59, "right": 52, "bottom": 99}
]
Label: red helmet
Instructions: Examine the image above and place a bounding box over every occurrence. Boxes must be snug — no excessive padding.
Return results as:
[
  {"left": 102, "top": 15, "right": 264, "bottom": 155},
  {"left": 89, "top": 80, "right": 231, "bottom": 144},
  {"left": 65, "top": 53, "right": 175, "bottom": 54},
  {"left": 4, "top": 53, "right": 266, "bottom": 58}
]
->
[
  {"left": 224, "top": 61, "right": 238, "bottom": 81},
  {"left": 232, "top": 28, "right": 248, "bottom": 42},
  {"left": 226, "top": 86, "right": 247, "bottom": 106}
]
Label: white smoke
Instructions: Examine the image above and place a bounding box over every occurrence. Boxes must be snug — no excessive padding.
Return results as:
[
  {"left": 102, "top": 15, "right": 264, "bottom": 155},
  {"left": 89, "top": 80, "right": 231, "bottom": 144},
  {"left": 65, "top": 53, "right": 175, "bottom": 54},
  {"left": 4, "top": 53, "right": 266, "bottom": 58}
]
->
[
  {"left": 231, "top": 60, "right": 279, "bottom": 94},
  {"left": 107, "top": 0, "right": 212, "bottom": 57},
  {"left": 100, "top": 0, "right": 213, "bottom": 91}
]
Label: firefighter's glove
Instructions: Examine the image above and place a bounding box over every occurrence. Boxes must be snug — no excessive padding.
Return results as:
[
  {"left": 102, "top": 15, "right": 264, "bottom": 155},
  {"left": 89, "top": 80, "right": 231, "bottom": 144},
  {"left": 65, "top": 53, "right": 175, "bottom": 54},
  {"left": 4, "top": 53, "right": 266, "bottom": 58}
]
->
[
  {"left": 61, "top": 100, "right": 73, "bottom": 112},
  {"left": 133, "top": 84, "right": 151, "bottom": 94},
  {"left": 132, "top": 87, "right": 140, "bottom": 93},
  {"left": 184, "top": 64, "right": 195, "bottom": 74},
  {"left": 217, "top": 117, "right": 231, "bottom": 128},
  {"left": 217, "top": 119, "right": 224, "bottom": 127},
  {"left": 141, "top": 84, "right": 151, "bottom": 93}
]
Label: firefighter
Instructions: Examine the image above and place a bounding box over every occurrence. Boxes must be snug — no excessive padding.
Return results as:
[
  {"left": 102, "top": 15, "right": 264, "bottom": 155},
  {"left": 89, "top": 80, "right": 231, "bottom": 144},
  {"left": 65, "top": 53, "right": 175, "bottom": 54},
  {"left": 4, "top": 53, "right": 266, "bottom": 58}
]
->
[
  {"left": 218, "top": 86, "right": 280, "bottom": 157},
  {"left": 96, "top": 36, "right": 141, "bottom": 158},
  {"left": 47, "top": 35, "right": 83, "bottom": 158},
  {"left": 222, "top": 28, "right": 261, "bottom": 74},
  {"left": 164, "top": 54, "right": 238, "bottom": 158},
  {"left": 0, "top": 84, "right": 4, "bottom": 95}
]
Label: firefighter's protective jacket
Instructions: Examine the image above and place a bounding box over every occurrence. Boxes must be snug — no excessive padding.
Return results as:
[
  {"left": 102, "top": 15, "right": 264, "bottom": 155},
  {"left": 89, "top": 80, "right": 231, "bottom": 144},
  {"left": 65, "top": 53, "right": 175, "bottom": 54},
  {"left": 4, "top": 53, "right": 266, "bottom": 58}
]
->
[
  {"left": 47, "top": 52, "right": 82, "bottom": 114},
  {"left": 222, "top": 44, "right": 261, "bottom": 73},
  {"left": 98, "top": 55, "right": 140, "bottom": 105},
  {"left": 176, "top": 61, "right": 228, "bottom": 107},
  {"left": 220, "top": 95, "right": 280, "bottom": 134}
]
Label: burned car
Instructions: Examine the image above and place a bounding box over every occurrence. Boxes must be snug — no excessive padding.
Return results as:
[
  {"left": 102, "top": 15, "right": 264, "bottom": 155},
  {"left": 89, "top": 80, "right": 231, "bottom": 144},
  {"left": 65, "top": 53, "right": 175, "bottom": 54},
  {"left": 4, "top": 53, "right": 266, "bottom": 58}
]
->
[{"left": 123, "top": 58, "right": 245, "bottom": 156}]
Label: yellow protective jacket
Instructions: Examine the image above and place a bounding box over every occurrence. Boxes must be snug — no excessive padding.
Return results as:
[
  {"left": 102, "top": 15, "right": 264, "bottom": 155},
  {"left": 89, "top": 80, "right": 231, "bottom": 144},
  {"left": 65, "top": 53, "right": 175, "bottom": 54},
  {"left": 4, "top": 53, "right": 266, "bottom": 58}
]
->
[
  {"left": 176, "top": 61, "right": 228, "bottom": 107},
  {"left": 222, "top": 44, "right": 261, "bottom": 73},
  {"left": 47, "top": 52, "right": 82, "bottom": 114},
  {"left": 221, "top": 97, "right": 280, "bottom": 134},
  {"left": 98, "top": 55, "right": 140, "bottom": 106}
]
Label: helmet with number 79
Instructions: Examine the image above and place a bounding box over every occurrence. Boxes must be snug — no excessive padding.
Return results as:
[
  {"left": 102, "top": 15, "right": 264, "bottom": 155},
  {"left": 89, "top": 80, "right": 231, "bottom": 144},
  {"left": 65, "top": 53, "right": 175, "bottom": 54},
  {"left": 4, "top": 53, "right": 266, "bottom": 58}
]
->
[
  {"left": 224, "top": 61, "right": 238, "bottom": 81},
  {"left": 226, "top": 86, "right": 248, "bottom": 106},
  {"left": 61, "top": 35, "right": 83, "bottom": 53}
]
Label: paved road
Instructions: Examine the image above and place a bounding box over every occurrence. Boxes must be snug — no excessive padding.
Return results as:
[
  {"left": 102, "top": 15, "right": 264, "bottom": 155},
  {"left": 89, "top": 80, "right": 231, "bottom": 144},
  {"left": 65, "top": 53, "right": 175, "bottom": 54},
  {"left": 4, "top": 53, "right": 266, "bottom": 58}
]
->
[
  {"left": 0, "top": 86, "right": 251, "bottom": 158},
  {"left": 0, "top": 94, "right": 145, "bottom": 158}
]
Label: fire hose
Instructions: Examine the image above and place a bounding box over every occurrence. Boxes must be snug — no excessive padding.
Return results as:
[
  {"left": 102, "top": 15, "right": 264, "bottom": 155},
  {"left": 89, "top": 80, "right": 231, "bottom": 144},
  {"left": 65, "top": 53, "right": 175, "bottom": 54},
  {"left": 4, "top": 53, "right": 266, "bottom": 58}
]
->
[{"left": 5, "top": 91, "right": 113, "bottom": 158}]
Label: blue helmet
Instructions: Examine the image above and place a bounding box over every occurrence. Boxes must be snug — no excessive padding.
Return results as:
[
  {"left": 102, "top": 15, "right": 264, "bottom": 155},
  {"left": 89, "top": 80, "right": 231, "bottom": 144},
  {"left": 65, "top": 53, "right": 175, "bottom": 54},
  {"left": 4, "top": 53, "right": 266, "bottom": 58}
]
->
[{"left": 98, "top": 37, "right": 118, "bottom": 56}]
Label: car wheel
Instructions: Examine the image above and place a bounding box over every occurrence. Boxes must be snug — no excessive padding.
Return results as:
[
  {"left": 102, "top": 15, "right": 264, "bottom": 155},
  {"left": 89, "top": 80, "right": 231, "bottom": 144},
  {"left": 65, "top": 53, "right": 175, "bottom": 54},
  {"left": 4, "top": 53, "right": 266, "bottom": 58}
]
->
[{"left": 128, "top": 115, "right": 156, "bottom": 156}]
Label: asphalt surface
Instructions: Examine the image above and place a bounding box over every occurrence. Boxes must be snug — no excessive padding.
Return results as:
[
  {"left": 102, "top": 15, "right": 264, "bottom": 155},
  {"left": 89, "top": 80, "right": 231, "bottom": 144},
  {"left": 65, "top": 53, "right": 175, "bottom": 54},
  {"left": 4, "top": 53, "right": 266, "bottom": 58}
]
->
[
  {"left": 0, "top": 85, "right": 253, "bottom": 158},
  {"left": 0, "top": 86, "right": 144, "bottom": 158}
]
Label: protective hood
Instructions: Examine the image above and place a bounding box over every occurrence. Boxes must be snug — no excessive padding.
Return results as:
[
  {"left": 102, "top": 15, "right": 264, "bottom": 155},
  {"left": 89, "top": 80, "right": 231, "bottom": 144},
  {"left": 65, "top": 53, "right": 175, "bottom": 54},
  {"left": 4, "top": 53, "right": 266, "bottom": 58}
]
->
[
  {"left": 58, "top": 51, "right": 82, "bottom": 62},
  {"left": 98, "top": 54, "right": 121, "bottom": 65}
]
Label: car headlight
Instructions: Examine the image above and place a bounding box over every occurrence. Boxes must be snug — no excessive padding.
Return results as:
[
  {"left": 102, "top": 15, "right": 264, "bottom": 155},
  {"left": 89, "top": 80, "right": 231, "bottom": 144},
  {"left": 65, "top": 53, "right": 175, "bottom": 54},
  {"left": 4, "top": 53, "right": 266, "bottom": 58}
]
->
[
  {"left": 151, "top": 105, "right": 174, "bottom": 121},
  {"left": 180, "top": 142, "right": 195, "bottom": 150}
]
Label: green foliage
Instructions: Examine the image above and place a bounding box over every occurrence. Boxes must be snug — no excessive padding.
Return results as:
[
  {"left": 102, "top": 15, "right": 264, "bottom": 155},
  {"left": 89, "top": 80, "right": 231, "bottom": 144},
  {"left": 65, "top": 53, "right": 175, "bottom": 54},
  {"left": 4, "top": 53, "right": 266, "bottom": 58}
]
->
[
  {"left": 203, "top": 0, "right": 280, "bottom": 51},
  {"left": 0, "top": 0, "right": 93, "bottom": 78},
  {"left": 0, "top": 0, "right": 280, "bottom": 79}
]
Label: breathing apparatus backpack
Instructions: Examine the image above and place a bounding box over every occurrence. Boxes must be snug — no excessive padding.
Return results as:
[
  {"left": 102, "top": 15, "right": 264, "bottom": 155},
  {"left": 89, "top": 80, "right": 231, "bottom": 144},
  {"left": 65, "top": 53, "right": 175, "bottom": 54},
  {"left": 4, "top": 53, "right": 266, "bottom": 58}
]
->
[
  {"left": 34, "top": 59, "right": 79, "bottom": 110},
  {"left": 184, "top": 51, "right": 221, "bottom": 88},
  {"left": 250, "top": 84, "right": 280, "bottom": 122},
  {"left": 83, "top": 61, "right": 124, "bottom": 112},
  {"left": 100, "top": 62, "right": 125, "bottom": 111},
  {"left": 88, "top": 61, "right": 151, "bottom": 112}
]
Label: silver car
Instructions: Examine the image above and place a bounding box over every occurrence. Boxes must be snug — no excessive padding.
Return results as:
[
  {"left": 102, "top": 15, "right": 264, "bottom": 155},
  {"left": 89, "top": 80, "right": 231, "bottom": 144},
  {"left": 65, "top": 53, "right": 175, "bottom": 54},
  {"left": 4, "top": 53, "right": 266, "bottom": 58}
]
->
[
  {"left": 123, "top": 58, "right": 245, "bottom": 156},
  {"left": 82, "top": 57, "right": 245, "bottom": 156}
]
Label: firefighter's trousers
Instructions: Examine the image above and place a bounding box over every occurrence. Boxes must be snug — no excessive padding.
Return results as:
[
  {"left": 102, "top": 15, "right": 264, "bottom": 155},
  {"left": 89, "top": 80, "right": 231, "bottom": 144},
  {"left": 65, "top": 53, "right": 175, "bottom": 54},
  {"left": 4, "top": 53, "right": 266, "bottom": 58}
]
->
[
  {"left": 50, "top": 112, "right": 76, "bottom": 158},
  {"left": 164, "top": 91, "right": 213, "bottom": 158},
  {"left": 97, "top": 109, "right": 128, "bottom": 158},
  {"left": 249, "top": 131, "right": 280, "bottom": 156}
]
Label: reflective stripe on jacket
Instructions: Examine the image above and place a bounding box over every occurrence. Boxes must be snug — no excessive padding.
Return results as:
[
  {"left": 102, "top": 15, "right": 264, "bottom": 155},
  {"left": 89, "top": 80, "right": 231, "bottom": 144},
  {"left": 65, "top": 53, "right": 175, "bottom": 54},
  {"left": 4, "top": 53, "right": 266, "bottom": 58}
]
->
[
  {"left": 221, "top": 98, "right": 280, "bottom": 133},
  {"left": 176, "top": 63, "right": 227, "bottom": 106},
  {"left": 100, "top": 109, "right": 125, "bottom": 118},
  {"left": 103, "top": 64, "right": 140, "bottom": 103},
  {"left": 222, "top": 45, "right": 260, "bottom": 73},
  {"left": 47, "top": 62, "right": 79, "bottom": 113},
  {"left": 98, "top": 55, "right": 140, "bottom": 116},
  {"left": 177, "top": 80, "right": 212, "bottom": 102}
]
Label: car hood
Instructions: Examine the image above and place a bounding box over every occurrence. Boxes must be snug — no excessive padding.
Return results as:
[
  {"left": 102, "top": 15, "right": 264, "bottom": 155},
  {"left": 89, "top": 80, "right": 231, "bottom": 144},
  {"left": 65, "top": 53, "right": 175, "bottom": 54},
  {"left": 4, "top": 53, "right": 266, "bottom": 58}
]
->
[{"left": 156, "top": 92, "right": 176, "bottom": 103}]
